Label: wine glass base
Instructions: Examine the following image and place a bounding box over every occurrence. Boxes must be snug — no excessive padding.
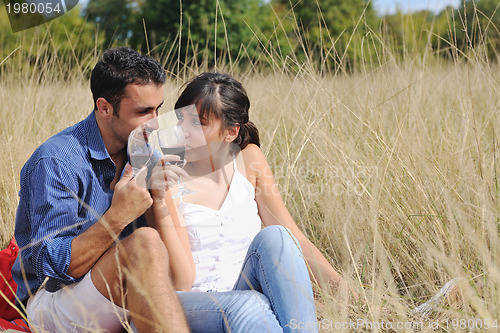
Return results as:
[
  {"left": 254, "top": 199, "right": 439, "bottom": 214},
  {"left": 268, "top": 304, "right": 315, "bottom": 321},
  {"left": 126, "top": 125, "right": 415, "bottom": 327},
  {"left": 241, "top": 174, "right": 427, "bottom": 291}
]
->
[{"left": 172, "top": 188, "right": 195, "bottom": 198}]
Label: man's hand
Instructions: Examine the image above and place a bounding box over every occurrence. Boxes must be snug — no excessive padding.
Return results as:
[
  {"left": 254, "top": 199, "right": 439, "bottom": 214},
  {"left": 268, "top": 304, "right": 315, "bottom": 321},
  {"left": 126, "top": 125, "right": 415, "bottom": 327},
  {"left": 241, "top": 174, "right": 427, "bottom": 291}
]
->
[{"left": 107, "top": 163, "right": 153, "bottom": 230}]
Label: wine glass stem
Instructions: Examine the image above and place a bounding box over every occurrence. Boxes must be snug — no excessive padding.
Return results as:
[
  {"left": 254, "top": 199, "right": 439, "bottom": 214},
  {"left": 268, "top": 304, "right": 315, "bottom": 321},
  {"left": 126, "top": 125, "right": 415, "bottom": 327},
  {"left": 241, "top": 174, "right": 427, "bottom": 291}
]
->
[{"left": 178, "top": 176, "right": 186, "bottom": 191}]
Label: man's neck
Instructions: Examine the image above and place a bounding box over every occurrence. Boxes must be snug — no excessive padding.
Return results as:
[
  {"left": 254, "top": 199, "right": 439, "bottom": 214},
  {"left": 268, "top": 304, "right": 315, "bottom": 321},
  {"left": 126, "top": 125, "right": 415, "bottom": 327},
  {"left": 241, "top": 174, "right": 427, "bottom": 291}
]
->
[
  {"left": 94, "top": 112, "right": 126, "bottom": 163},
  {"left": 109, "top": 148, "right": 127, "bottom": 167},
  {"left": 101, "top": 135, "right": 125, "bottom": 163}
]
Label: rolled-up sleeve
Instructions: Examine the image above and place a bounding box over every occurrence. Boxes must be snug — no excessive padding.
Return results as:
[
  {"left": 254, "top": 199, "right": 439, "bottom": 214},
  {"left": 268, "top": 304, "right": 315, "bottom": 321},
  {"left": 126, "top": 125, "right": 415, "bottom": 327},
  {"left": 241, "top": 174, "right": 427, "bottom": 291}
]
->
[{"left": 27, "top": 157, "right": 86, "bottom": 290}]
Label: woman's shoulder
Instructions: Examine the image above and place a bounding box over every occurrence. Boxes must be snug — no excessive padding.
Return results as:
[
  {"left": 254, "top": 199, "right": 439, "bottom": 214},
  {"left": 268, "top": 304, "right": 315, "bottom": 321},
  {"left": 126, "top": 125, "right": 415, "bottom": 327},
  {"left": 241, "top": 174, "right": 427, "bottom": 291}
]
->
[
  {"left": 241, "top": 143, "right": 266, "bottom": 161},
  {"left": 240, "top": 144, "right": 269, "bottom": 170},
  {"left": 239, "top": 144, "right": 269, "bottom": 185}
]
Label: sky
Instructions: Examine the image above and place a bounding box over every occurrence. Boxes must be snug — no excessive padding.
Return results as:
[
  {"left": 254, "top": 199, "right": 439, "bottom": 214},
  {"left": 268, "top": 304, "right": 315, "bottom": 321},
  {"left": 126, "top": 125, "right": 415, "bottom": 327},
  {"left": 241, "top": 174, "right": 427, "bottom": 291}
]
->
[{"left": 373, "top": 0, "right": 460, "bottom": 14}]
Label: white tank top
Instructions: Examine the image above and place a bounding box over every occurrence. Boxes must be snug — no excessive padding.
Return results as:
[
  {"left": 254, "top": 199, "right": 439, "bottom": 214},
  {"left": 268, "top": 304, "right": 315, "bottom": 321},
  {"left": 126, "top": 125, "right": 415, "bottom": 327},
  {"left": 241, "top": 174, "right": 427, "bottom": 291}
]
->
[{"left": 179, "top": 156, "right": 262, "bottom": 292}]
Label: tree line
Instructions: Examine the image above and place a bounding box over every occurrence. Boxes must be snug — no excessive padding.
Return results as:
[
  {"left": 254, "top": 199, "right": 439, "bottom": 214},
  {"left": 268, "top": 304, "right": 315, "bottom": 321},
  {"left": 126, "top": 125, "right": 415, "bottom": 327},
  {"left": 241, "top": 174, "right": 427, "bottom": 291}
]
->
[{"left": 0, "top": 0, "right": 498, "bottom": 73}]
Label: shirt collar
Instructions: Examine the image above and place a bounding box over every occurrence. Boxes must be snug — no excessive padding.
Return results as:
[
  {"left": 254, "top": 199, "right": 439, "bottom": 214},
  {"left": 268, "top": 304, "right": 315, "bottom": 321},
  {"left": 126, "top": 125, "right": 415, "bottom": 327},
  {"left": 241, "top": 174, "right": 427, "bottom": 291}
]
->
[{"left": 84, "top": 112, "right": 111, "bottom": 161}]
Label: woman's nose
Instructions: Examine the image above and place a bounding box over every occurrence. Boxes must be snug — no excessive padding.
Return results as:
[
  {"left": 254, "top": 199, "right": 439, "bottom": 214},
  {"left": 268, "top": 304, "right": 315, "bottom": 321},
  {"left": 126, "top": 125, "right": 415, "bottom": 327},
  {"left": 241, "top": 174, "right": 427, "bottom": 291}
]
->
[{"left": 176, "top": 121, "right": 189, "bottom": 137}]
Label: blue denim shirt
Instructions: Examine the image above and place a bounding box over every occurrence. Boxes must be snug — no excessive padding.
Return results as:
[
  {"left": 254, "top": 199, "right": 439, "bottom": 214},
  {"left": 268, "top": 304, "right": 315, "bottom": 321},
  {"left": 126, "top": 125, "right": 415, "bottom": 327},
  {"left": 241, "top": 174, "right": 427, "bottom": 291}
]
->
[{"left": 12, "top": 112, "right": 145, "bottom": 303}]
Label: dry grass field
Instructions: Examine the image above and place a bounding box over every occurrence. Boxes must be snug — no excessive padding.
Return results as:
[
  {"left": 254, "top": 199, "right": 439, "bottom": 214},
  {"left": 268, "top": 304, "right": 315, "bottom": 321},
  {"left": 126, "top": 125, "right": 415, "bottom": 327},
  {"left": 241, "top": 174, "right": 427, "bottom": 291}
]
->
[{"left": 1, "top": 18, "right": 500, "bottom": 332}]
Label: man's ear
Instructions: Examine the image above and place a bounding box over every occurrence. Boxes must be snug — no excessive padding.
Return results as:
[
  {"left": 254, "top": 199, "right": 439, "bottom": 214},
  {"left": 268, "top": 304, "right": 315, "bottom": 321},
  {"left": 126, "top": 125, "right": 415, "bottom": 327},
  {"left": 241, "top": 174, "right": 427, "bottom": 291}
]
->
[
  {"left": 224, "top": 124, "right": 240, "bottom": 142},
  {"left": 95, "top": 97, "right": 114, "bottom": 117}
]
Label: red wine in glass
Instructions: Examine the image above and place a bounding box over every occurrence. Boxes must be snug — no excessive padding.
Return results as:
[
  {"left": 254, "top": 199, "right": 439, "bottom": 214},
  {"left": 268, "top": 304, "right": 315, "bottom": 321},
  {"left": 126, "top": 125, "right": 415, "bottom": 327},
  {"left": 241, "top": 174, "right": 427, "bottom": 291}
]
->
[
  {"left": 157, "top": 126, "right": 194, "bottom": 197},
  {"left": 161, "top": 145, "right": 185, "bottom": 166},
  {"left": 128, "top": 125, "right": 153, "bottom": 176}
]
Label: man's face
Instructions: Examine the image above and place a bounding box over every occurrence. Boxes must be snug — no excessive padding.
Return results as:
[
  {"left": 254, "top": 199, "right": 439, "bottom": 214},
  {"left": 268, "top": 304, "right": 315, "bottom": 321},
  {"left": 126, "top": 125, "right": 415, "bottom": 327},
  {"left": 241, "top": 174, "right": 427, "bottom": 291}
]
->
[{"left": 110, "top": 83, "right": 164, "bottom": 146}]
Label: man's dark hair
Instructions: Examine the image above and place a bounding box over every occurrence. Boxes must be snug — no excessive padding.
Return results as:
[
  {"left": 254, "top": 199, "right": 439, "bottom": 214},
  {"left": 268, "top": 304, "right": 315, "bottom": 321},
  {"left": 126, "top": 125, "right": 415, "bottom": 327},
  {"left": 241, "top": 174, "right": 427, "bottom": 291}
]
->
[{"left": 90, "top": 47, "right": 166, "bottom": 115}]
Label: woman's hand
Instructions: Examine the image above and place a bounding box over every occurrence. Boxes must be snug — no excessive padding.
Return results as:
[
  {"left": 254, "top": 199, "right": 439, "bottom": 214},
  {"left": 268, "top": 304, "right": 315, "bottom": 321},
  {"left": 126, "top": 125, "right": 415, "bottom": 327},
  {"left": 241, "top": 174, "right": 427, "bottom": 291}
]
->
[{"left": 149, "top": 155, "right": 189, "bottom": 201}]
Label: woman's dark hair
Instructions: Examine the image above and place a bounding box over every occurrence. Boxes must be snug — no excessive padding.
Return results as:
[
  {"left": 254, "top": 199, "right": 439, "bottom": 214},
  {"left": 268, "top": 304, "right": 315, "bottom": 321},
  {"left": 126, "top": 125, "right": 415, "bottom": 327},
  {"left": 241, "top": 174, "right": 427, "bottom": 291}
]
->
[
  {"left": 90, "top": 47, "right": 166, "bottom": 115},
  {"left": 174, "top": 72, "right": 260, "bottom": 151}
]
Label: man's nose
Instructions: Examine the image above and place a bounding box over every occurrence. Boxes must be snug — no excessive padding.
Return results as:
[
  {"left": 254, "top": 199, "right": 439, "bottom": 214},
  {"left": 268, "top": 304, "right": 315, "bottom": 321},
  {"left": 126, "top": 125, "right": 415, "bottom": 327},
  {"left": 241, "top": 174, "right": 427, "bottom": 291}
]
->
[{"left": 146, "top": 116, "right": 159, "bottom": 131}]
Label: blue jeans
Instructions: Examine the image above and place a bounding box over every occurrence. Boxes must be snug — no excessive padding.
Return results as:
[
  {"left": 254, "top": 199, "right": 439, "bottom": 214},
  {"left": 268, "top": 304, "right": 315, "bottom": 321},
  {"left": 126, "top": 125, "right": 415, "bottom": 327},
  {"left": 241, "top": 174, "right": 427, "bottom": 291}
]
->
[{"left": 177, "top": 225, "right": 317, "bottom": 333}]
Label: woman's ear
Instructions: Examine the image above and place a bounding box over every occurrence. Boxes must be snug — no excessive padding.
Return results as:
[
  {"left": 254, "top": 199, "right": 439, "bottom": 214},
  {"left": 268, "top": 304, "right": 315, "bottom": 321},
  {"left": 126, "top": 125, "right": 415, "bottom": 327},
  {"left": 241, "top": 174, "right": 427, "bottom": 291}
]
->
[
  {"left": 95, "top": 97, "right": 114, "bottom": 117},
  {"left": 224, "top": 124, "right": 240, "bottom": 142}
]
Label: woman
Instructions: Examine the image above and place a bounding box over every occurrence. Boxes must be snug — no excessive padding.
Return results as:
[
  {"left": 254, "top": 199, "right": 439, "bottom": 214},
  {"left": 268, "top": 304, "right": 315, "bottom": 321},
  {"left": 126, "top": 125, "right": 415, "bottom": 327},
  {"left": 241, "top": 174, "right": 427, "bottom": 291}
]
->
[{"left": 148, "top": 72, "right": 348, "bottom": 332}]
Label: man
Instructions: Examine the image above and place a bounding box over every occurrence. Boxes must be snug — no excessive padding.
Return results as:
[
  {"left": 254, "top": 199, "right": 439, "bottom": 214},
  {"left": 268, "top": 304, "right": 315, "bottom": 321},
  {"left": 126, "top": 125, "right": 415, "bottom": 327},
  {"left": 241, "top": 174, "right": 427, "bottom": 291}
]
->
[
  {"left": 12, "top": 47, "right": 282, "bottom": 333},
  {"left": 12, "top": 47, "right": 189, "bottom": 332}
]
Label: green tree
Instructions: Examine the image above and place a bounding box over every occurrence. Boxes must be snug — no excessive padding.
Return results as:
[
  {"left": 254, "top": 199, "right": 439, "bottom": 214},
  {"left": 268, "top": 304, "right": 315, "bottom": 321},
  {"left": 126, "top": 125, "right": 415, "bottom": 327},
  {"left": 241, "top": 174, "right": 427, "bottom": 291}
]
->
[
  {"left": 431, "top": 7, "right": 458, "bottom": 60},
  {"left": 381, "top": 10, "right": 439, "bottom": 59},
  {"left": 85, "top": 0, "right": 140, "bottom": 48},
  {"left": 456, "top": 0, "right": 499, "bottom": 59},
  {"left": 270, "top": 0, "right": 379, "bottom": 71},
  {"left": 0, "top": 5, "right": 100, "bottom": 72},
  {"left": 379, "top": 4, "right": 497, "bottom": 62},
  {"left": 134, "top": 0, "right": 268, "bottom": 72}
]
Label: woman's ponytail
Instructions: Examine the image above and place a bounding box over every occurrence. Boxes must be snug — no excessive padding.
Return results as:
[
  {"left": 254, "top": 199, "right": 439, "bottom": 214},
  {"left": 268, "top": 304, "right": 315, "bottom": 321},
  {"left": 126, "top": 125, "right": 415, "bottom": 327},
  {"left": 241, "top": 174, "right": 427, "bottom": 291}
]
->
[{"left": 236, "top": 121, "right": 260, "bottom": 151}]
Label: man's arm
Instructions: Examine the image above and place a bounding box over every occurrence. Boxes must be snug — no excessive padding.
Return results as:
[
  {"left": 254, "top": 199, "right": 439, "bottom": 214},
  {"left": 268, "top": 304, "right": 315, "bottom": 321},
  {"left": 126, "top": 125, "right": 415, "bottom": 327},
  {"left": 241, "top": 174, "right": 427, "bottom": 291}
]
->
[
  {"left": 67, "top": 164, "right": 153, "bottom": 278},
  {"left": 27, "top": 159, "right": 152, "bottom": 284}
]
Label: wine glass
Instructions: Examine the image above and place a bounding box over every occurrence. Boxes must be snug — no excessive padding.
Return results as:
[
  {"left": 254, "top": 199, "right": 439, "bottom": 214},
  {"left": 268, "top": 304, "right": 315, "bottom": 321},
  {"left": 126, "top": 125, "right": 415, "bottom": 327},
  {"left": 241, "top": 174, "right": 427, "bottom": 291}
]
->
[
  {"left": 128, "top": 126, "right": 153, "bottom": 177},
  {"left": 157, "top": 126, "right": 194, "bottom": 197}
]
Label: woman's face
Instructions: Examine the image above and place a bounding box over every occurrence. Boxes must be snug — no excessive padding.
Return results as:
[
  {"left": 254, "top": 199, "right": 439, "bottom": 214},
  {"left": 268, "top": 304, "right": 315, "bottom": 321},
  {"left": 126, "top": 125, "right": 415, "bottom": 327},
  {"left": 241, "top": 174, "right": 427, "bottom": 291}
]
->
[{"left": 176, "top": 105, "right": 229, "bottom": 163}]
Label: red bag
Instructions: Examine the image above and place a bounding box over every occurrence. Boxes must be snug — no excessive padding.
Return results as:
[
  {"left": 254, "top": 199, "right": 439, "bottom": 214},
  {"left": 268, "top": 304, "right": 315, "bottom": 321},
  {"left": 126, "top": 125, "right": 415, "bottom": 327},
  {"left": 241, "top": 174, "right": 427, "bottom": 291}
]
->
[
  {"left": 0, "top": 317, "right": 30, "bottom": 332},
  {"left": 0, "top": 237, "right": 20, "bottom": 320}
]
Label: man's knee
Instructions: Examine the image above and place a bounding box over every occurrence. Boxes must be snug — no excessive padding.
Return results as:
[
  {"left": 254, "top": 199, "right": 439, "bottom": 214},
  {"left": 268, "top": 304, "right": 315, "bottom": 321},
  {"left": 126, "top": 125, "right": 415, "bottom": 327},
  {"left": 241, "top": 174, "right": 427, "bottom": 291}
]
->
[
  {"left": 119, "top": 227, "right": 168, "bottom": 265},
  {"left": 93, "top": 227, "right": 167, "bottom": 281}
]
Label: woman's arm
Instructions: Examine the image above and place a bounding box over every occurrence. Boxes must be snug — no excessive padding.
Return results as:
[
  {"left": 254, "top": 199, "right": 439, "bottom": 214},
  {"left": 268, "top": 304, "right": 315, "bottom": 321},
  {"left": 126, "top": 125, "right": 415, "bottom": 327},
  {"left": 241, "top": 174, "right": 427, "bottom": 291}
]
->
[
  {"left": 145, "top": 158, "right": 195, "bottom": 291},
  {"left": 145, "top": 197, "right": 195, "bottom": 291},
  {"left": 244, "top": 144, "right": 350, "bottom": 294}
]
